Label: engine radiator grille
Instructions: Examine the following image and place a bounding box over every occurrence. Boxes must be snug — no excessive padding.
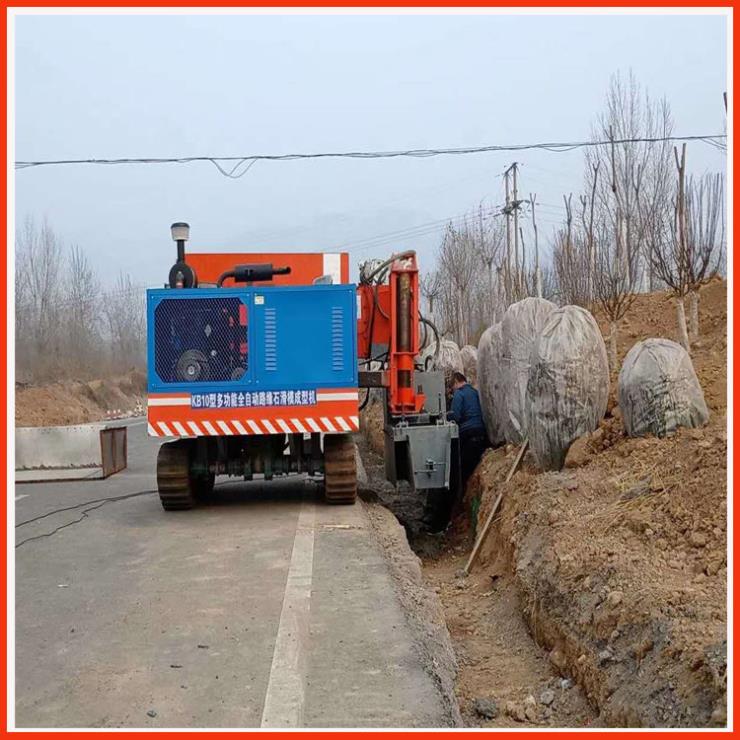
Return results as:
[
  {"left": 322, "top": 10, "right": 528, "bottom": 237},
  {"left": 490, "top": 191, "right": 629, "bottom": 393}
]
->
[{"left": 153, "top": 296, "right": 248, "bottom": 385}]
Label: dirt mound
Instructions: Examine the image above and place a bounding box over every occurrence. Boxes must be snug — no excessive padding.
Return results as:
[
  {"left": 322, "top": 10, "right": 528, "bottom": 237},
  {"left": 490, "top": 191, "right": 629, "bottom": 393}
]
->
[
  {"left": 460, "top": 280, "right": 728, "bottom": 727},
  {"left": 15, "top": 370, "right": 147, "bottom": 427}
]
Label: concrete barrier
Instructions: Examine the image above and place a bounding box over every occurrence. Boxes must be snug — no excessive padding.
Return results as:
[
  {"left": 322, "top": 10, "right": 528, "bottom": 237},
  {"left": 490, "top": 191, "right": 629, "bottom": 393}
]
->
[{"left": 15, "top": 423, "right": 127, "bottom": 483}]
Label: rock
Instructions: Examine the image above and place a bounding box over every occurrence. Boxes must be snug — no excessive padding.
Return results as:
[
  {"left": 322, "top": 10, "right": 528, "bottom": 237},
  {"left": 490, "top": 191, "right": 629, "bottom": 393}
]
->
[
  {"left": 539, "top": 689, "right": 555, "bottom": 706},
  {"left": 548, "top": 647, "right": 567, "bottom": 671},
  {"left": 564, "top": 434, "right": 590, "bottom": 468},
  {"left": 548, "top": 509, "right": 560, "bottom": 525},
  {"left": 598, "top": 649, "right": 613, "bottom": 665},
  {"left": 690, "top": 531, "right": 708, "bottom": 548},
  {"left": 472, "top": 697, "right": 499, "bottom": 719},
  {"left": 146, "top": 710, "right": 157, "bottom": 718},
  {"left": 606, "top": 590, "right": 623, "bottom": 607},
  {"left": 455, "top": 568, "right": 468, "bottom": 579},
  {"left": 524, "top": 694, "right": 538, "bottom": 722},
  {"left": 505, "top": 700, "right": 526, "bottom": 723},
  {"left": 560, "top": 678, "right": 574, "bottom": 690}
]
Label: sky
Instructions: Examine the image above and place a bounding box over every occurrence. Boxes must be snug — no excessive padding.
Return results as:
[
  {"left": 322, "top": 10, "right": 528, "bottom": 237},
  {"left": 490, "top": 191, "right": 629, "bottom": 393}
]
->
[{"left": 14, "top": 11, "right": 728, "bottom": 288}]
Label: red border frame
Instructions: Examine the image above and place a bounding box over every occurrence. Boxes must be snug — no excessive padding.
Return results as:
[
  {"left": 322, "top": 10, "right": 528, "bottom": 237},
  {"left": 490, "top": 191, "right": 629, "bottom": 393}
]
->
[{"left": 3, "top": 3, "right": 734, "bottom": 737}]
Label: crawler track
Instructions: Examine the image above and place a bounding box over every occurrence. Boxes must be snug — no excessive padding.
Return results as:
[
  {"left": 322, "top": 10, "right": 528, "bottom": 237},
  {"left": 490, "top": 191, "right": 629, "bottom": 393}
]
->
[
  {"left": 323, "top": 433, "right": 357, "bottom": 504},
  {"left": 156, "top": 441, "right": 197, "bottom": 511}
]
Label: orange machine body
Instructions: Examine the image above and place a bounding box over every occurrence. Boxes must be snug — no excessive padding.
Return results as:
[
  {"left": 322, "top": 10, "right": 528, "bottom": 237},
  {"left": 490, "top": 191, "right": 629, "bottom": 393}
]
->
[
  {"left": 356, "top": 254, "right": 425, "bottom": 417},
  {"left": 187, "top": 252, "right": 350, "bottom": 287}
]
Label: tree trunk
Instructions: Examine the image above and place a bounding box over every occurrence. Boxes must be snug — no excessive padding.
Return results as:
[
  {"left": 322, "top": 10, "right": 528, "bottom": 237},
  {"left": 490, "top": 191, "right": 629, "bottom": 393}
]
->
[
  {"left": 676, "top": 297, "right": 690, "bottom": 352},
  {"left": 609, "top": 320, "right": 618, "bottom": 371},
  {"left": 688, "top": 290, "right": 700, "bottom": 339}
]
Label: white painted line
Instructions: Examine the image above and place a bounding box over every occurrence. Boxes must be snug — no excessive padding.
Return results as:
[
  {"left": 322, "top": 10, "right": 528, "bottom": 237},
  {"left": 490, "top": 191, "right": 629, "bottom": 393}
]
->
[
  {"left": 336, "top": 416, "right": 352, "bottom": 432},
  {"left": 349, "top": 415, "right": 359, "bottom": 428},
  {"left": 157, "top": 421, "right": 174, "bottom": 437},
  {"left": 148, "top": 397, "right": 191, "bottom": 406},
  {"left": 316, "top": 392, "right": 359, "bottom": 402},
  {"left": 260, "top": 499, "right": 316, "bottom": 728},
  {"left": 15, "top": 495, "right": 28, "bottom": 501},
  {"left": 262, "top": 419, "right": 278, "bottom": 435},
  {"left": 291, "top": 419, "right": 307, "bottom": 434},
  {"left": 277, "top": 419, "right": 292, "bottom": 435},
  {"left": 320, "top": 417, "right": 337, "bottom": 433},
  {"left": 187, "top": 421, "right": 202, "bottom": 436},
  {"left": 172, "top": 421, "right": 191, "bottom": 437},
  {"left": 232, "top": 420, "right": 249, "bottom": 436},
  {"left": 202, "top": 421, "right": 219, "bottom": 436},
  {"left": 216, "top": 420, "right": 234, "bottom": 435},
  {"left": 247, "top": 419, "right": 262, "bottom": 435},
  {"left": 305, "top": 418, "right": 322, "bottom": 434}
]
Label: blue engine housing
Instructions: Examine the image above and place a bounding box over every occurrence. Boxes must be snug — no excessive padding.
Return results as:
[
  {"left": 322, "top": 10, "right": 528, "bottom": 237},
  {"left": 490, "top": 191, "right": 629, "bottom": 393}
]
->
[{"left": 146, "top": 284, "right": 358, "bottom": 395}]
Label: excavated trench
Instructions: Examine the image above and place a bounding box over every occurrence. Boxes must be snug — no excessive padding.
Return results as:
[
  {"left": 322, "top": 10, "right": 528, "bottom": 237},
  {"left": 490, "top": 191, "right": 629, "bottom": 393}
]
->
[{"left": 358, "top": 400, "right": 727, "bottom": 729}]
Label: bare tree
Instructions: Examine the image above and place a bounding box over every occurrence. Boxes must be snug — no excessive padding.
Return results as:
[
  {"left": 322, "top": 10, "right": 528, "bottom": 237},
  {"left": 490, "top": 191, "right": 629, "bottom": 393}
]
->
[
  {"left": 593, "top": 218, "right": 642, "bottom": 368},
  {"left": 15, "top": 217, "right": 64, "bottom": 381},
  {"left": 579, "top": 162, "right": 599, "bottom": 307},
  {"left": 647, "top": 143, "right": 692, "bottom": 351},
  {"left": 686, "top": 172, "right": 725, "bottom": 338},
  {"left": 103, "top": 273, "right": 146, "bottom": 372},
  {"left": 585, "top": 70, "right": 674, "bottom": 294},
  {"left": 529, "top": 193, "right": 542, "bottom": 298},
  {"left": 553, "top": 227, "right": 592, "bottom": 308},
  {"left": 66, "top": 244, "right": 104, "bottom": 377}
]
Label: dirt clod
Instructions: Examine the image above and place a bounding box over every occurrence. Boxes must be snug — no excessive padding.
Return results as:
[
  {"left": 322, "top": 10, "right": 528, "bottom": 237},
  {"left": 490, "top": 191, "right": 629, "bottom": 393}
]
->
[{"left": 472, "top": 697, "right": 498, "bottom": 719}]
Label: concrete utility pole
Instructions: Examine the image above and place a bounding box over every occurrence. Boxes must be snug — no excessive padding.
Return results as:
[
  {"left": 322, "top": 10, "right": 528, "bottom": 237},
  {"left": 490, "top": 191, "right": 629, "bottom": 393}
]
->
[
  {"left": 504, "top": 167, "right": 512, "bottom": 305},
  {"left": 512, "top": 162, "right": 520, "bottom": 297},
  {"left": 504, "top": 162, "right": 524, "bottom": 301},
  {"left": 530, "top": 193, "right": 542, "bottom": 298}
]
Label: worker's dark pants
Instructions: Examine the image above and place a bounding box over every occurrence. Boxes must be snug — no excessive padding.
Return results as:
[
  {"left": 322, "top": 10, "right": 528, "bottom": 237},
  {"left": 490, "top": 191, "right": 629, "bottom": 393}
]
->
[{"left": 460, "top": 430, "right": 489, "bottom": 490}]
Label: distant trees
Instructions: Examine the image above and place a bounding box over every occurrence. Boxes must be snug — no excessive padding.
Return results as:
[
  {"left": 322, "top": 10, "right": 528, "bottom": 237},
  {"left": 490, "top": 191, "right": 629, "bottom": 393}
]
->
[
  {"left": 424, "top": 69, "right": 726, "bottom": 364},
  {"left": 648, "top": 146, "right": 725, "bottom": 351},
  {"left": 423, "top": 207, "right": 507, "bottom": 346},
  {"left": 15, "top": 217, "right": 145, "bottom": 384}
]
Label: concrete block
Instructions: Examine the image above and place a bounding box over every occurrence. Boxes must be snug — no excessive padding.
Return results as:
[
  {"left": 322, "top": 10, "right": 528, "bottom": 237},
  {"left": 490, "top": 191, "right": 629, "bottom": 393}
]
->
[{"left": 15, "top": 423, "right": 127, "bottom": 483}]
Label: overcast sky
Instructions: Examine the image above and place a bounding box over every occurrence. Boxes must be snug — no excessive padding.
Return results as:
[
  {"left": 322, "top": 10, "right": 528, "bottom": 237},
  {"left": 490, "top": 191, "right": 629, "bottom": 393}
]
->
[{"left": 14, "top": 12, "right": 728, "bottom": 287}]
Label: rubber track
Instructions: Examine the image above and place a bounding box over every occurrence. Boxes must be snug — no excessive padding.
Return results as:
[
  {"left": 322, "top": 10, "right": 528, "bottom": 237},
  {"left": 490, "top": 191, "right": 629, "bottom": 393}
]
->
[
  {"left": 157, "top": 442, "right": 196, "bottom": 511},
  {"left": 323, "top": 433, "right": 357, "bottom": 505}
]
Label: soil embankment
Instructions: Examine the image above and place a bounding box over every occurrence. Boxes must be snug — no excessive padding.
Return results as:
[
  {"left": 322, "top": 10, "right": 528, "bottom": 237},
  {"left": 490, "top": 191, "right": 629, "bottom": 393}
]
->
[
  {"left": 15, "top": 370, "right": 146, "bottom": 427},
  {"left": 362, "top": 279, "right": 727, "bottom": 728}
]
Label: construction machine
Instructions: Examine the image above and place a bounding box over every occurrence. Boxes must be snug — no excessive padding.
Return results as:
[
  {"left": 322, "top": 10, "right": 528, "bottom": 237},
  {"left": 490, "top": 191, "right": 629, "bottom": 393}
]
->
[{"left": 147, "top": 223, "right": 459, "bottom": 518}]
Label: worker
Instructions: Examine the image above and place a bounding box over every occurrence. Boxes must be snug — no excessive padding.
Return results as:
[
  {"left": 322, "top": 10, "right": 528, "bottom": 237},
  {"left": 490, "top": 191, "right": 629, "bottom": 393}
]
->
[{"left": 447, "top": 372, "right": 488, "bottom": 489}]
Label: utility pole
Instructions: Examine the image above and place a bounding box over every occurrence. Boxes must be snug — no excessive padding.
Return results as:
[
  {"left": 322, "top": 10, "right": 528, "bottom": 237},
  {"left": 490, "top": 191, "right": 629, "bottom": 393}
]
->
[
  {"left": 504, "top": 167, "right": 512, "bottom": 305},
  {"left": 512, "top": 162, "right": 520, "bottom": 297},
  {"left": 504, "top": 162, "right": 523, "bottom": 300},
  {"left": 530, "top": 193, "right": 541, "bottom": 298}
]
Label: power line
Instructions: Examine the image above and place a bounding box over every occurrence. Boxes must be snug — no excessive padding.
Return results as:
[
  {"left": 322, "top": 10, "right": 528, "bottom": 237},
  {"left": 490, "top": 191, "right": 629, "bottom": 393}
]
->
[
  {"left": 15, "top": 134, "right": 726, "bottom": 175},
  {"left": 336, "top": 208, "right": 504, "bottom": 254}
]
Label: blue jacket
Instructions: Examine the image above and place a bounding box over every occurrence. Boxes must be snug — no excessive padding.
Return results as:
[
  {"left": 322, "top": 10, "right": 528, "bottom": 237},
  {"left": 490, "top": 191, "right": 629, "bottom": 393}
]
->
[{"left": 447, "top": 383, "right": 486, "bottom": 436}]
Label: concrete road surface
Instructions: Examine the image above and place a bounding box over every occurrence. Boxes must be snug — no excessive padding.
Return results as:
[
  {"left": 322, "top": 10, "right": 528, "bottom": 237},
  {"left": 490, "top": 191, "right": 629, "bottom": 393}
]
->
[{"left": 14, "top": 420, "right": 452, "bottom": 729}]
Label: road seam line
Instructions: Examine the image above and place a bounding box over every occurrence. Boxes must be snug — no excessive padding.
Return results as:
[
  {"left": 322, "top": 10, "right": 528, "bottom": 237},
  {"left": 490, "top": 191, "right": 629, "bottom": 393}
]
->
[{"left": 260, "top": 498, "right": 316, "bottom": 728}]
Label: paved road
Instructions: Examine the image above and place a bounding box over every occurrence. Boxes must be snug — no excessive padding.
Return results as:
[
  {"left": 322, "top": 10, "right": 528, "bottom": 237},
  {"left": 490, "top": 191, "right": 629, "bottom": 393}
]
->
[{"left": 15, "top": 421, "right": 451, "bottom": 729}]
